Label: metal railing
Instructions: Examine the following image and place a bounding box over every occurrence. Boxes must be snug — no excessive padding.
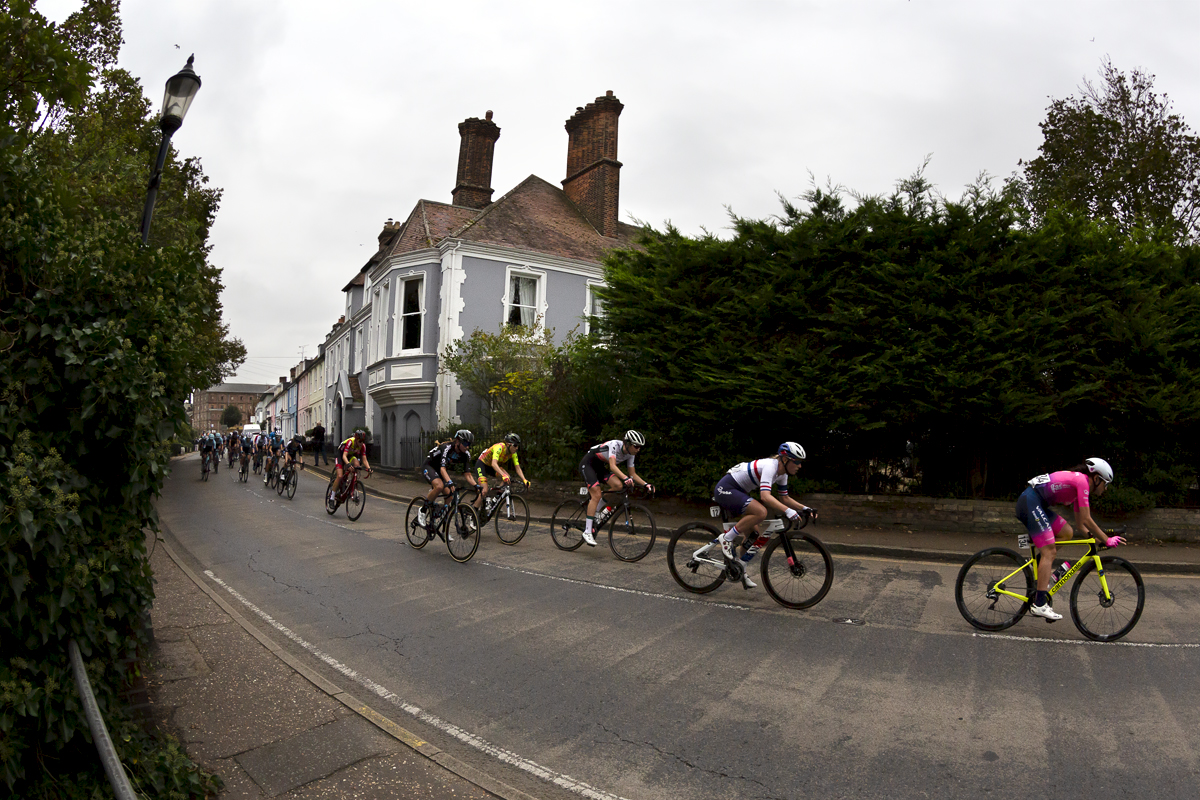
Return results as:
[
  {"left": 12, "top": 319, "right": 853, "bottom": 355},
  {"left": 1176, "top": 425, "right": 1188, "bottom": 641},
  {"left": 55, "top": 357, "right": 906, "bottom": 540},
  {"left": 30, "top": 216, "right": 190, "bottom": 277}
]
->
[{"left": 68, "top": 639, "right": 138, "bottom": 799}]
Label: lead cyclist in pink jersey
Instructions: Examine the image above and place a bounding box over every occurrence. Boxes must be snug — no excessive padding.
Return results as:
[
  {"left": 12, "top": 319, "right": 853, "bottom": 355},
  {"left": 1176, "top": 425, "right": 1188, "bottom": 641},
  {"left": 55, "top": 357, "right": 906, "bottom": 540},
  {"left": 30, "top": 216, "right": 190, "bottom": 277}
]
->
[{"left": 1015, "top": 457, "right": 1125, "bottom": 620}]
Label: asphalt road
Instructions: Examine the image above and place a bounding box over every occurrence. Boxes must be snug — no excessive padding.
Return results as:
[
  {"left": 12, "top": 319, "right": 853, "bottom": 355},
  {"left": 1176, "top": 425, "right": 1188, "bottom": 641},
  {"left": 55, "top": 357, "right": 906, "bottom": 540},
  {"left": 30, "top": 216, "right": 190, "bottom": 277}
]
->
[{"left": 159, "top": 455, "right": 1200, "bottom": 799}]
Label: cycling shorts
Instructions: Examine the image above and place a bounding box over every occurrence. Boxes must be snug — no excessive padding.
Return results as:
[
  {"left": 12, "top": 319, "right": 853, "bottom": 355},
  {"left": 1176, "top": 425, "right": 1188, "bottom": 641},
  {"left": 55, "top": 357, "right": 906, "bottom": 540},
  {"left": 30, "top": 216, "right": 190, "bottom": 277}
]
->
[
  {"left": 713, "top": 474, "right": 753, "bottom": 517},
  {"left": 579, "top": 454, "right": 611, "bottom": 488},
  {"left": 475, "top": 458, "right": 498, "bottom": 483},
  {"left": 1015, "top": 486, "right": 1065, "bottom": 547},
  {"left": 422, "top": 465, "right": 450, "bottom": 486}
]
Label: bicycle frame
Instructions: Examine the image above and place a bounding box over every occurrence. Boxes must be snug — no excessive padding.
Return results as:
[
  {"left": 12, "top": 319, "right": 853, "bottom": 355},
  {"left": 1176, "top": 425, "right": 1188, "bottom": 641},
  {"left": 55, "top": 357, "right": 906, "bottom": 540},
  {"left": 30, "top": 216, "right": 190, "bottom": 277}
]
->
[{"left": 990, "top": 538, "right": 1114, "bottom": 605}]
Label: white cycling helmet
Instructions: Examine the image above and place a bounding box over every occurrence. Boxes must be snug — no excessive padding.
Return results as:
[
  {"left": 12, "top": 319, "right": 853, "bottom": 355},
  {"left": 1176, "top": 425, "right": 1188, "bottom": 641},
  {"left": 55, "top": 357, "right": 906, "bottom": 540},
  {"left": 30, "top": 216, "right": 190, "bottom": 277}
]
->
[
  {"left": 1085, "top": 457, "right": 1114, "bottom": 484},
  {"left": 624, "top": 430, "right": 645, "bottom": 447},
  {"left": 779, "top": 441, "right": 806, "bottom": 462}
]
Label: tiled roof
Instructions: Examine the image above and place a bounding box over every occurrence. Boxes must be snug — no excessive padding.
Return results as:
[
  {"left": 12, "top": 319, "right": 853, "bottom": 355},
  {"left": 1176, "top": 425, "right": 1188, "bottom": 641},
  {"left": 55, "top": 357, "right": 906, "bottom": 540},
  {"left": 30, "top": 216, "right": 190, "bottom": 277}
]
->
[{"left": 384, "top": 176, "right": 641, "bottom": 264}]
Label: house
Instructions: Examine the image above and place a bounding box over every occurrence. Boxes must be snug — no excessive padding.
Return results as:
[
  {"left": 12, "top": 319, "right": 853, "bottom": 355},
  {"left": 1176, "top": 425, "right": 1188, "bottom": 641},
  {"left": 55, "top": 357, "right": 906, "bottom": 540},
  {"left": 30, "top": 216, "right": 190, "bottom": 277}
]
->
[
  {"left": 323, "top": 91, "right": 640, "bottom": 468},
  {"left": 190, "top": 383, "right": 272, "bottom": 433}
]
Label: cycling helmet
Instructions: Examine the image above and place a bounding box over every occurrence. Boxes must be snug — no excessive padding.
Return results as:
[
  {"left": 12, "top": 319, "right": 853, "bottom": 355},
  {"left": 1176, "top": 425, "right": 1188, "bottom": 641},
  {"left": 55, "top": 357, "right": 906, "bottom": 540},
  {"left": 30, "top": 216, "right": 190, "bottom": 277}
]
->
[
  {"left": 504, "top": 432, "right": 522, "bottom": 447},
  {"left": 624, "top": 430, "right": 645, "bottom": 447},
  {"left": 778, "top": 441, "right": 806, "bottom": 462},
  {"left": 1085, "top": 457, "right": 1114, "bottom": 484},
  {"left": 454, "top": 429, "right": 474, "bottom": 446},
  {"left": 354, "top": 428, "right": 366, "bottom": 440}
]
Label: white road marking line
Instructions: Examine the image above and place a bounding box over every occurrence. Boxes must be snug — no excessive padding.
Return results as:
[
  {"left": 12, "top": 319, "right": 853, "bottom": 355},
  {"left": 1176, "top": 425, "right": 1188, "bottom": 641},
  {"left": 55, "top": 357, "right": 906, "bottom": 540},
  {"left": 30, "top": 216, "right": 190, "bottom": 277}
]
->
[
  {"left": 974, "top": 632, "right": 1199, "bottom": 648},
  {"left": 203, "top": 571, "right": 632, "bottom": 800}
]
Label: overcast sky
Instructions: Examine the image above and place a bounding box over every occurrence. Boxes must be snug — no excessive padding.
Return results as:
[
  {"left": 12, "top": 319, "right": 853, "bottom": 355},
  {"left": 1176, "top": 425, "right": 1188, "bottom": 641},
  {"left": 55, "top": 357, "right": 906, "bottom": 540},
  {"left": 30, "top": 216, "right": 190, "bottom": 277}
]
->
[{"left": 37, "top": 0, "right": 1200, "bottom": 387}]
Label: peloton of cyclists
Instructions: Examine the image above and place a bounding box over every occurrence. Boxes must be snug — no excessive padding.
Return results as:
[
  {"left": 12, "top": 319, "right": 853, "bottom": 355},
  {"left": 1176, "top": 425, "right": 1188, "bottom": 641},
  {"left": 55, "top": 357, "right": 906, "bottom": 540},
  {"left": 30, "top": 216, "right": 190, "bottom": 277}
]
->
[
  {"left": 1016, "top": 457, "right": 1125, "bottom": 621},
  {"left": 579, "top": 430, "right": 655, "bottom": 548}
]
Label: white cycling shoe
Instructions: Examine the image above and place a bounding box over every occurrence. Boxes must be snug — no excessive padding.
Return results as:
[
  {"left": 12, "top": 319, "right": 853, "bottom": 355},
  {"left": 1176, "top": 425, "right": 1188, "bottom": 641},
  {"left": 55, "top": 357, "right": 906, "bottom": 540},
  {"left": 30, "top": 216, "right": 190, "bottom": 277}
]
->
[
  {"left": 1029, "top": 602, "right": 1062, "bottom": 621},
  {"left": 581, "top": 529, "right": 597, "bottom": 547}
]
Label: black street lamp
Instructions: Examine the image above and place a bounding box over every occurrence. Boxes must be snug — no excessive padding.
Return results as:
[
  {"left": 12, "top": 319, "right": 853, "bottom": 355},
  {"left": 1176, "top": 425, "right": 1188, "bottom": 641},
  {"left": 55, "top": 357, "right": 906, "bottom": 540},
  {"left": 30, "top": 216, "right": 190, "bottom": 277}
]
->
[{"left": 140, "top": 55, "right": 202, "bottom": 245}]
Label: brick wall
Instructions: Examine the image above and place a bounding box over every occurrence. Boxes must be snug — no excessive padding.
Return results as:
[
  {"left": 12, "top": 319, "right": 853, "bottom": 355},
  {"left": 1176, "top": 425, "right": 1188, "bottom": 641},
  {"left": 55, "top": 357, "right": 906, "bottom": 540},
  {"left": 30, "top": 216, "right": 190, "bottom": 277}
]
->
[{"left": 562, "top": 92, "right": 622, "bottom": 238}]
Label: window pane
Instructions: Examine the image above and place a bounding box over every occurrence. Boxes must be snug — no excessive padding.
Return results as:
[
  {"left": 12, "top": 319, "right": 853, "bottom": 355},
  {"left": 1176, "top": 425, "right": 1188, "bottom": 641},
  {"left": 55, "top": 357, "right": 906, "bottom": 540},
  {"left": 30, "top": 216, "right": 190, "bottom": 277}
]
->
[
  {"left": 403, "top": 313, "right": 421, "bottom": 349},
  {"left": 403, "top": 279, "right": 421, "bottom": 314}
]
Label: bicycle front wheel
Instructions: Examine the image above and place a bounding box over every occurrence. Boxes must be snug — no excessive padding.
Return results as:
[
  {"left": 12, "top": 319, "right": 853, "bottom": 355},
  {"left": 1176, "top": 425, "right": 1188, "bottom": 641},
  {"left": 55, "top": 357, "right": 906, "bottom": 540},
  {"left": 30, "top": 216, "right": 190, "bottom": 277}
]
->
[
  {"left": 286, "top": 469, "right": 298, "bottom": 499},
  {"left": 667, "top": 523, "right": 727, "bottom": 594},
  {"left": 325, "top": 474, "right": 338, "bottom": 514},
  {"left": 494, "top": 495, "right": 530, "bottom": 545},
  {"left": 550, "top": 500, "right": 586, "bottom": 551},
  {"left": 955, "top": 548, "right": 1033, "bottom": 632},
  {"left": 276, "top": 468, "right": 287, "bottom": 495},
  {"left": 1069, "top": 556, "right": 1145, "bottom": 642},
  {"left": 345, "top": 481, "right": 366, "bottom": 521},
  {"left": 405, "top": 497, "right": 431, "bottom": 549},
  {"left": 447, "top": 504, "right": 481, "bottom": 562},
  {"left": 760, "top": 533, "right": 834, "bottom": 609},
  {"left": 608, "top": 504, "right": 657, "bottom": 562}
]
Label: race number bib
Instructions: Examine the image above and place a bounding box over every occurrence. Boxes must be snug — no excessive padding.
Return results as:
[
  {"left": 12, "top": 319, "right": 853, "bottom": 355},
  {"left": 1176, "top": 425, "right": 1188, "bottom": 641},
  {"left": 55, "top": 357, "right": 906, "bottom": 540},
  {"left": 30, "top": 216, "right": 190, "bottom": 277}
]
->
[{"left": 1027, "top": 473, "right": 1051, "bottom": 487}]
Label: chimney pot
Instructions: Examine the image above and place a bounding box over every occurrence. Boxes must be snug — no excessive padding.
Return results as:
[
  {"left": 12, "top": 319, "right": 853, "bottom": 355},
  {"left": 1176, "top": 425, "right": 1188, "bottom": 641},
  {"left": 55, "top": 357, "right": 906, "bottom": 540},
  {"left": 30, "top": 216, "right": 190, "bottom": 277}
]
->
[{"left": 485, "top": 110, "right": 493, "bottom": 120}]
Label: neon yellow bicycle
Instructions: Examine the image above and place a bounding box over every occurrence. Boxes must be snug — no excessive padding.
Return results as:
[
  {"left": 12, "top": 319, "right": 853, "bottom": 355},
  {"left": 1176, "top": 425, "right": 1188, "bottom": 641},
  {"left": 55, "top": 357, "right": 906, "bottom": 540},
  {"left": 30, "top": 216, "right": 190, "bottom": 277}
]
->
[{"left": 955, "top": 526, "right": 1144, "bottom": 642}]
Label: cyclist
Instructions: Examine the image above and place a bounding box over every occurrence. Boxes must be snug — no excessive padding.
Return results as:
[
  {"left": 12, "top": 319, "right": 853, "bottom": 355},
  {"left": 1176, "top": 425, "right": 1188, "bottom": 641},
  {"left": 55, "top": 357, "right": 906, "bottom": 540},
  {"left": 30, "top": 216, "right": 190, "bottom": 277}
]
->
[
  {"left": 474, "top": 433, "right": 530, "bottom": 513},
  {"left": 264, "top": 433, "right": 284, "bottom": 485},
  {"left": 712, "top": 442, "right": 817, "bottom": 589},
  {"left": 579, "top": 430, "right": 654, "bottom": 548},
  {"left": 283, "top": 434, "right": 305, "bottom": 475},
  {"left": 227, "top": 432, "right": 240, "bottom": 467},
  {"left": 329, "top": 429, "right": 372, "bottom": 501},
  {"left": 1017, "top": 457, "right": 1125, "bottom": 621},
  {"left": 199, "top": 433, "right": 216, "bottom": 473},
  {"left": 418, "top": 429, "right": 477, "bottom": 527}
]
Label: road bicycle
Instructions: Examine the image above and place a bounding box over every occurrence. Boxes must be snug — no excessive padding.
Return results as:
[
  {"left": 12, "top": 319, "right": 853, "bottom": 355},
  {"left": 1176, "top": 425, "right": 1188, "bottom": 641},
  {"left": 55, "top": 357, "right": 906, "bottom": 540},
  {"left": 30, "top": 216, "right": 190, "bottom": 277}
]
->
[
  {"left": 276, "top": 459, "right": 299, "bottom": 499},
  {"left": 467, "top": 481, "right": 531, "bottom": 545},
  {"left": 228, "top": 445, "right": 238, "bottom": 469},
  {"left": 325, "top": 465, "right": 369, "bottom": 521},
  {"left": 667, "top": 508, "right": 834, "bottom": 609},
  {"left": 252, "top": 451, "right": 263, "bottom": 475},
  {"left": 238, "top": 451, "right": 249, "bottom": 483},
  {"left": 550, "top": 486, "right": 657, "bottom": 562},
  {"left": 955, "top": 526, "right": 1143, "bottom": 642},
  {"left": 405, "top": 486, "right": 482, "bottom": 562},
  {"left": 201, "top": 451, "right": 212, "bottom": 481}
]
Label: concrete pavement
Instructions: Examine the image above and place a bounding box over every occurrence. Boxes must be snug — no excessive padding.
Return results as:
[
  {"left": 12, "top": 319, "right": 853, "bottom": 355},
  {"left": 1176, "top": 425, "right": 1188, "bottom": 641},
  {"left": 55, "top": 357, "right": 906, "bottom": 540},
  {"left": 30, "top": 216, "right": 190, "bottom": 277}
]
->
[{"left": 145, "top": 455, "right": 1200, "bottom": 799}]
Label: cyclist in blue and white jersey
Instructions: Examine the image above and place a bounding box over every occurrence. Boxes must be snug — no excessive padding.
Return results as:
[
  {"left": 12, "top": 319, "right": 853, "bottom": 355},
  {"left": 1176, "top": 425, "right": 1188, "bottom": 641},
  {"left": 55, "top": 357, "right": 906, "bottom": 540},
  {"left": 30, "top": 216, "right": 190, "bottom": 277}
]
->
[
  {"left": 578, "top": 430, "right": 655, "bottom": 547},
  {"left": 711, "top": 442, "right": 817, "bottom": 588}
]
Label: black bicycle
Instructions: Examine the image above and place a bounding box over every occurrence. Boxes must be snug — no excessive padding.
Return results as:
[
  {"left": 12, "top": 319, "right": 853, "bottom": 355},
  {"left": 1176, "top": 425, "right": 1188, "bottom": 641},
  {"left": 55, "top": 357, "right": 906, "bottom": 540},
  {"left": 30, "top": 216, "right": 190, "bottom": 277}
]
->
[
  {"left": 550, "top": 486, "right": 657, "bottom": 562},
  {"left": 667, "top": 508, "right": 834, "bottom": 609},
  {"left": 276, "top": 459, "right": 299, "bottom": 499},
  {"left": 405, "top": 487, "right": 482, "bottom": 562},
  {"left": 200, "top": 450, "right": 212, "bottom": 481},
  {"left": 469, "top": 481, "right": 531, "bottom": 545},
  {"left": 238, "top": 451, "right": 249, "bottom": 483}
]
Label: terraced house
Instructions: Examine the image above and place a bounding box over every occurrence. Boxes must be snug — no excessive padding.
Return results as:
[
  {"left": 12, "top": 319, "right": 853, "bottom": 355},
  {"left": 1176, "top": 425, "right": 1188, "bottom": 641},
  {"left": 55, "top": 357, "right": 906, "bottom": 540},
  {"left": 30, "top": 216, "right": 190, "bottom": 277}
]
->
[{"left": 323, "top": 91, "right": 641, "bottom": 468}]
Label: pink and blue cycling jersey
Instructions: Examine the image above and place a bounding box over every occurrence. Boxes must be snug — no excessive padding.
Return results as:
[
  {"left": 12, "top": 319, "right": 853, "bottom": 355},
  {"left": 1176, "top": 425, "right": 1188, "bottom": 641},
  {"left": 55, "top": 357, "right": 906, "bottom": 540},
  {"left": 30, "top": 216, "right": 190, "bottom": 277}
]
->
[{"left": 1033, "top": 471, "right": 1091, "bottom": 509}]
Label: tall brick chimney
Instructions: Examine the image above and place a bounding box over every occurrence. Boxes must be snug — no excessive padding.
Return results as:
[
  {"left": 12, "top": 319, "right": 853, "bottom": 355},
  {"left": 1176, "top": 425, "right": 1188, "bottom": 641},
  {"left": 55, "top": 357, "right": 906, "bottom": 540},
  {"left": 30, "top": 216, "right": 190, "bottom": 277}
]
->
[
  {"left": 562, "top": 91, "right": 623, "bottom": 238},
  {"left": 452, "top": 111, "right": 501, "bottom": 209}
]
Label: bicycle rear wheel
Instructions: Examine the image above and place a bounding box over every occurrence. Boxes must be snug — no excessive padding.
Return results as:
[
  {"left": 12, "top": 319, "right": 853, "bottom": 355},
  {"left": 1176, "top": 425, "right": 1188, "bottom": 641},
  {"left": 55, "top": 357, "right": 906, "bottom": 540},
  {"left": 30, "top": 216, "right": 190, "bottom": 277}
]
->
[
  {"left": 760, "top": 533, "right": 834, "bottom": 609},
  {"left": 608, "top": 504, "right": 657, "bottom": 562},
  {"left": 447, "top": 504, "right": 480, "bottom": 562},
  {"left": 955, "top": 548, "right": 1033, "bottom": 632},
  {"left": 1069, "top": 556, "right": 1145, "bottom": 642},
  {"left": 667, "top": 523, "right": 727, "bottom": 594},
  {"left": 345, "top": 480, "right": 366, "bottom": 521},
  {"left": 405, "top": 497, "right": 431, "bottom": 549},
  {"left": 494, "top": 494, "right": 530, "bottom": 545},
  {"left": 550, "top": 500, "right": 586, "bottom": 551}
]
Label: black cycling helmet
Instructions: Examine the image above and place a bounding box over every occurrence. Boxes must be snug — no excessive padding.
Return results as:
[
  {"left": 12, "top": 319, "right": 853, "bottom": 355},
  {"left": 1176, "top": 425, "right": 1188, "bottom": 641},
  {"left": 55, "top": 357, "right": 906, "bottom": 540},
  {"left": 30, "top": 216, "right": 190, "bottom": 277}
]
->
[
  {"left": 354, "top": 428, "right": 366, "bottom": 440},
  {"left": 454, "top": 429, "right": 474, "bottom": 446},
  {"left": 504, "top": 432, "right": 522, "bottom": 448}
]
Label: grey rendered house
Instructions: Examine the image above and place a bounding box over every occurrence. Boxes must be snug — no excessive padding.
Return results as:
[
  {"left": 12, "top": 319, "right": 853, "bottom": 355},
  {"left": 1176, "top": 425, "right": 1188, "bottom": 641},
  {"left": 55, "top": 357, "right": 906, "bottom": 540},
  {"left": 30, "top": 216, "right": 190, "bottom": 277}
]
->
[{"left": 324, "top": 91, "right": 641, "bottom": 468}]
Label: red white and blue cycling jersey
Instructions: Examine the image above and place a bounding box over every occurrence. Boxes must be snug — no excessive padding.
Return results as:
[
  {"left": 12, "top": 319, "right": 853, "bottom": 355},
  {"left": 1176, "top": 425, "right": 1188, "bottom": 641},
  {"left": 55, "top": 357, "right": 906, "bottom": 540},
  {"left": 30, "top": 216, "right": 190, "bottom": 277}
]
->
[{"left": 726, "top": 458, "right": 790, "bottom": 496}]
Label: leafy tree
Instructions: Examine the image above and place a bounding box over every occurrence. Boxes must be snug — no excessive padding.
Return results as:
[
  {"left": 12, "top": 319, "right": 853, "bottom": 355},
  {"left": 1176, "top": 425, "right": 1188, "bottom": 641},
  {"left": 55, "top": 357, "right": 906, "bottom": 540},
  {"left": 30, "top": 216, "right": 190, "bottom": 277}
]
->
[
  {"left": 0, "top": 1, "right": 237, "bottom": 796},
  {"left": 222, "top": 404, "right": 242, "bottom": 428},
  {"left": 1014, "top": 57, "right": 1200, "bottom": 243}
]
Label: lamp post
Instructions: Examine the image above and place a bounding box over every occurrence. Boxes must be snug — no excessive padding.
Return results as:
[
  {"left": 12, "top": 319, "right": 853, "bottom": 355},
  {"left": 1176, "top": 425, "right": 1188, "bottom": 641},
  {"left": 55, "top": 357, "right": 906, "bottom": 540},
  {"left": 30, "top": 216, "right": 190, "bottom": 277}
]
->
[{"left": 140, "top": 55, "right": 201, "bottom": 245}]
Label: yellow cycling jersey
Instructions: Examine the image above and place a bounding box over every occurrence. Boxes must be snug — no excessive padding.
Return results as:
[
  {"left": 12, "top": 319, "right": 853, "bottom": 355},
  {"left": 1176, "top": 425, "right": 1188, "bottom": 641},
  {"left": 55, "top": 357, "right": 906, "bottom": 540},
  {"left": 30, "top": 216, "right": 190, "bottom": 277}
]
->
[{"left": 480, "top": 442, "right": 520, "bottom": 468}]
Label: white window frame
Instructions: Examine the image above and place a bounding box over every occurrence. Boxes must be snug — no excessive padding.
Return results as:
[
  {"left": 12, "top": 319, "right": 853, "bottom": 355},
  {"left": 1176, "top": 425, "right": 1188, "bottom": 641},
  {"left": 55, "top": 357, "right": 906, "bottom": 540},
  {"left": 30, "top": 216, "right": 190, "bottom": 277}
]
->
[
  {"left": 355, "top": 325, "right": 364, "bottom": 373},
  {"left": 584, "top": 280, "right": 605, "bottom": 334},
  {"left": 395, "top": 272, "right": 426, "bottom": 354},
  {"left": 502, "top": 265, "right": 547, "bottom": 329}
]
